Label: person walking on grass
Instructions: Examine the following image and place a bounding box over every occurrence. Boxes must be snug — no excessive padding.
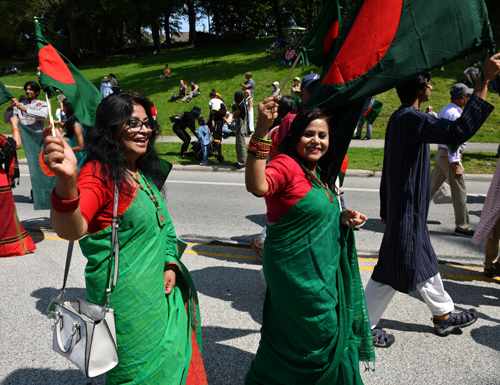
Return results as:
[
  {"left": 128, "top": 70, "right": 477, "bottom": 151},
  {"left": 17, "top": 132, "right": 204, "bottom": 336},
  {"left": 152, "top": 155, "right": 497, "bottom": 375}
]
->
[{"left": 364, "top": 52, "right": 500, "bottom": 348}]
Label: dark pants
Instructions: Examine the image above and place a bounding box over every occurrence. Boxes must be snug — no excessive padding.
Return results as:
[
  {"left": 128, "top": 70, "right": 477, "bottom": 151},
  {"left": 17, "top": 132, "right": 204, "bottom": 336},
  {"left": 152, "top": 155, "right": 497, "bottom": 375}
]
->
[{"left": 173, "top": 124, "right": 191, "bottom": 154}]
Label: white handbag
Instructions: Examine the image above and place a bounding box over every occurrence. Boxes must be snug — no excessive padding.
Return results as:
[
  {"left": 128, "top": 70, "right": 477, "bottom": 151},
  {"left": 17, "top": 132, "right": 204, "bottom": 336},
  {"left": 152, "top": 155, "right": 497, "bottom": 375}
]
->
[{"left": 48, "top": 186, "right": 120, "bottom": 377}]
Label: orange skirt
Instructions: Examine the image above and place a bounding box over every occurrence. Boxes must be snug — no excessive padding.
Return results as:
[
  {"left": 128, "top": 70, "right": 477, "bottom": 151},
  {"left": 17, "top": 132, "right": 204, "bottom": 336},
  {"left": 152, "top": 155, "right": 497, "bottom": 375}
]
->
[{"left": 0, "top": 185, "right": 36, "bottom": 257}]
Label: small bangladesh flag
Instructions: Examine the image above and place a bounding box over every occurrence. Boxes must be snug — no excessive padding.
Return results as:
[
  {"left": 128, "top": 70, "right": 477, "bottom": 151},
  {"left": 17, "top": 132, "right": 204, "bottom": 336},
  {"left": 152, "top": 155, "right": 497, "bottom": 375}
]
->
[
  {"left": 300, "top": 0, "right": 341, "bottom": 68},
  {"left": 0, "top": 80, "right": 13, "bottom": 105},
  {"left": 360, "top": 100, "right": 383, "bottom": 125},
  {"left": 34, "top": 19, "right": 101, "bottom": 127}
]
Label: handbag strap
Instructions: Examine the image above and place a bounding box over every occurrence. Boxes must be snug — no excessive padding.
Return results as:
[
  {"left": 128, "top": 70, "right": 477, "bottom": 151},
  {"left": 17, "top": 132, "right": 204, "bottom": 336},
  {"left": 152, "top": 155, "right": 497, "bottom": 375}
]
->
[
  {"left": 105, "top": 184, "right": 120, "bottom": 307},
  {"left": 60, "top": 184, "right": 120, "bottom": 307}
]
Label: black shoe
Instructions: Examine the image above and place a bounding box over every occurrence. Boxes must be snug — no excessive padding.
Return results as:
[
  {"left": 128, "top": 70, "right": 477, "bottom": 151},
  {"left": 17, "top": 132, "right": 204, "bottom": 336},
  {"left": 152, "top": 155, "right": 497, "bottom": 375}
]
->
[
  {"left": 353, "top": 136, "right": 361, "bottom": 140},
  {"left": 362, "top": 137, "right": 371, "bottom": 140},
  {"left": 454, "top": 228, "right": 474, "bottom": 238},
  {"left": 234, "top": 163, "right": 245, "bottom": 170},
  {"left": 217, "top": 156, "right": 225, "bottom": 163}
]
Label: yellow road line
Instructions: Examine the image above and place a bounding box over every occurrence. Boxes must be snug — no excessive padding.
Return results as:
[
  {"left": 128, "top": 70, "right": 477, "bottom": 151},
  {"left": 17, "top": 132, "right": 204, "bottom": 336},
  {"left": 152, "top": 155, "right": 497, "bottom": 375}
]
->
[{"left": 25, "top": 229, "right": 500, "bottom": 282}]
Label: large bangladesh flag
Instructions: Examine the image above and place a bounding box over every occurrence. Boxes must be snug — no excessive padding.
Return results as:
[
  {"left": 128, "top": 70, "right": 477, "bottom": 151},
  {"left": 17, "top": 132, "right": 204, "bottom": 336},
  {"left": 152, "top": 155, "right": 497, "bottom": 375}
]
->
[
  {"left": 18, "top": 122, "right": 56, "bottom": 210},
  {"left": 304, "top": 0, "right": 495, "bottom": 177},
  {"left": 300, "top": 0, "right": 341, "bottom": 68},
  {"left": 34, "top": 19, "right": 101, "bottom": 127},
  {"left": 0, "top": 80, "right": 13, "bottom": 105}
]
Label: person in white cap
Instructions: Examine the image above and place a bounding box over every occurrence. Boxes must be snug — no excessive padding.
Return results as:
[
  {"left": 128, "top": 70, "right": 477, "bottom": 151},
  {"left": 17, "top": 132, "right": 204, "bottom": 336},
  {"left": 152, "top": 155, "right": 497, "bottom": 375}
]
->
[
  {"left": 269, "top": 81, "right": 280, "bottom": 96},
  {"left": 430, "top": 83, "right": 475, "bottom": 237}
]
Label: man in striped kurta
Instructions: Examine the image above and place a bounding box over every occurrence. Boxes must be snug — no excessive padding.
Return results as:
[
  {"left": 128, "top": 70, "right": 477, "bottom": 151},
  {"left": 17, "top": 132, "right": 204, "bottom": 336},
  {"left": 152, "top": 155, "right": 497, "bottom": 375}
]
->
[{"left": 364, "top": 53, "right": 500, "bottom": 347}]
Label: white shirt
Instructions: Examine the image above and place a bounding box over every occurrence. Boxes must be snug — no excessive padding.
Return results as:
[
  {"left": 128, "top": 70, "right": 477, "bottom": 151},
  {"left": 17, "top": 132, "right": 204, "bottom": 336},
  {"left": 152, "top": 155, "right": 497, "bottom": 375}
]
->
[
  {"left": 13, "top": 99, "right": 48, "bottom": 132},
  {"left": 209, "top": 98, "right": 223, "bottom": 111},
  {"left": 437, "top": 102, "right": 466, "bottom": 164}
]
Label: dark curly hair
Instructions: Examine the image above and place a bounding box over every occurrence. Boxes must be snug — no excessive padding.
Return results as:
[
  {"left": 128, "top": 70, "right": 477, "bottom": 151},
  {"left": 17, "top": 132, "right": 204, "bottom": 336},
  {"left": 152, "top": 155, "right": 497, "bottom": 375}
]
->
[
  {"left": 277, "top": 108, "right": 337, "bottom": 194},
  {"left": 84, "top": 92, "right": 163, "bottom": 195}
]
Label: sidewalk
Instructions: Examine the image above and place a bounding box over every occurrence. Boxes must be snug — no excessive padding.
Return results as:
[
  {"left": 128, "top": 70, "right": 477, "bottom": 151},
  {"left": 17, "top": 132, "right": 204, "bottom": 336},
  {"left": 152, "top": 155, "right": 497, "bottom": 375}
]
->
[
  {"left": 16, "top": 136, "right": 497, "bottom": 180},
  {"left": 157, "top": 135, "right": 499, "bottom": 153}
]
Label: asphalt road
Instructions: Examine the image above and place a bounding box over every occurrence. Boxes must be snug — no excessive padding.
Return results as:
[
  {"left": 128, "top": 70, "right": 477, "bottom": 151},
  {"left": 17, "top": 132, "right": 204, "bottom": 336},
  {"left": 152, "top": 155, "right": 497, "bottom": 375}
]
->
[{"left": 1, "top": 165, "right": 499, "bottom": 385}]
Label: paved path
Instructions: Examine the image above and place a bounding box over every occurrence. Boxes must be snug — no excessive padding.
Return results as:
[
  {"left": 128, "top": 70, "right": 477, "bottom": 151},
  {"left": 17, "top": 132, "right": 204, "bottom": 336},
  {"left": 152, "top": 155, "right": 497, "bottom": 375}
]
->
[{"left": 157, "top": 135, "right": 499, "bottom": 153}]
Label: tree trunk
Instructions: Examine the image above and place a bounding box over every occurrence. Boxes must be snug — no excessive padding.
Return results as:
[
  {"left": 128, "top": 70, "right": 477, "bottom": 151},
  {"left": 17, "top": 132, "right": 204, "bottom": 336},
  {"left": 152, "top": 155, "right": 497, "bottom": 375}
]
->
[
  {"left": 187, "top": 0, "right": 196, "bottom": 44},
  {"left": 122, "top": 22, "right": 128, "bottom": 49},
  {"left": 272, "top": 0, "right": 283, "bottom": 38},
  {"left": 67, "top": 19, "right": 81, "bottom": 64},
  {"left": 152, "top": 17, "right": 161, "bottom": 52},
  {"left": 93, "top": 28, "right": 100, "bottom": 59},
  {"left": 135, "top": 20, "right": 143, "bottom": 57},
  {"left": 164, "top": 8, "right": 172, "bottom": 47}
]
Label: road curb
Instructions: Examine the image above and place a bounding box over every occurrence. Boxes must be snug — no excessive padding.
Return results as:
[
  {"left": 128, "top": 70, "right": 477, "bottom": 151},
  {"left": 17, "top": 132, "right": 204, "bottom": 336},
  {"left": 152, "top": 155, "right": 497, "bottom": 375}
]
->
[{"left": 19, "top": 158, "right": 494, "bottom": 179}]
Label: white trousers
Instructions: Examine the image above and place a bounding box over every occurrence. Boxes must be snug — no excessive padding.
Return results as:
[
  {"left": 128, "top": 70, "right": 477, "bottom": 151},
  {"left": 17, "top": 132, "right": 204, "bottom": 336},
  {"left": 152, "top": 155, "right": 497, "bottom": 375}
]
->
[{"left": 364, "top": 274, "right": 455, "bottom": 329}]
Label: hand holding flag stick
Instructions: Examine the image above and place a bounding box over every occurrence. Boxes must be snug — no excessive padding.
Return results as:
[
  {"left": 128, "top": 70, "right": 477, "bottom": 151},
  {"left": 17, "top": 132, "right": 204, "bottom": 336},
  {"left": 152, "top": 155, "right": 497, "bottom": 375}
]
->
[{"left": 44, "top": 93, "right": 56, "bottom": 136}]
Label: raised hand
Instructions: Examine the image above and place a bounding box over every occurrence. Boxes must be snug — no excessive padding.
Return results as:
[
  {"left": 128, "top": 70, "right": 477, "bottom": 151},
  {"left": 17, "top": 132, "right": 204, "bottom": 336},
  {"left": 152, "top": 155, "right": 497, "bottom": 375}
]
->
[
  {"left": 256, "top": 96, "right": 279, "bottom": 137},
  {"left": 42, "top": 124, "right": 78, "bottom": 184}
]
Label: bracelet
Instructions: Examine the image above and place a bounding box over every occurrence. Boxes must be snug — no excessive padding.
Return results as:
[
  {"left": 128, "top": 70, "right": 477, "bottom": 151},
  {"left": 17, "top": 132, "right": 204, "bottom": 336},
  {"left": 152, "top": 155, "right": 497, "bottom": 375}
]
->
[
  {"left": 247, "top": 151, "right": 269, "bottom": 159},
  {"left": 251, "top": 133, "right": 272, "bottom": 144},
  {"left": 51, "top": 187, "right": 81, "bottom": 213},
  {"left": 11, "top": 128, "right": 20, "bottom": 132}
]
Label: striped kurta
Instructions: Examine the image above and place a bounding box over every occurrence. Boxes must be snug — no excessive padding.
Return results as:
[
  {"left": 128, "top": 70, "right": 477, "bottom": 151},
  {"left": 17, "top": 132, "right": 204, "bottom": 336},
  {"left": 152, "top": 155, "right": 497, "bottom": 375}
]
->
[{"left": 373, "top": 95, "right": 494, "bottom": 293}]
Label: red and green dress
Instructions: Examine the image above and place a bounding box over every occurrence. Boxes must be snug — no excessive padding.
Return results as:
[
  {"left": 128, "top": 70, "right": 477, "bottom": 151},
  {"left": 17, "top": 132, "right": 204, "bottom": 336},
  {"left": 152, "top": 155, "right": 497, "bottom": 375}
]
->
[
  {"left": 0, "top": 133, "right": 36, "bottom": 258},
  {"left": 76, "top": 160, "right": 206, "bottom": 385},
  {"left": 245, "top": 155, "right": 374, "bottom": 384}
]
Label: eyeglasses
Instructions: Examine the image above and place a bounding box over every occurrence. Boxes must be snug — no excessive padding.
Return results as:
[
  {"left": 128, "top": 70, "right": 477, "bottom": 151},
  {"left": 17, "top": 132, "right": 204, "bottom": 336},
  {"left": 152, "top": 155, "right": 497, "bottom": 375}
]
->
[
  {"left": 127, "top": 119, "right": 153, "bottom": 132},
  {"left": 427, "top": 82, "right": 436, "bottom": 90}
]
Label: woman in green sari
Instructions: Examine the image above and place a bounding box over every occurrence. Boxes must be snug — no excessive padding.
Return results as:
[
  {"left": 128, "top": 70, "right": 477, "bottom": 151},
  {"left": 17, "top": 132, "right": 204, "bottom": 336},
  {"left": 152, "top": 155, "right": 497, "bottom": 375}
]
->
[
  {"left": 42, "top": 92, "right": 207, "bottom": 384},
  {"left": 245, "top": 98, "right": 375, "bottom": 384}
]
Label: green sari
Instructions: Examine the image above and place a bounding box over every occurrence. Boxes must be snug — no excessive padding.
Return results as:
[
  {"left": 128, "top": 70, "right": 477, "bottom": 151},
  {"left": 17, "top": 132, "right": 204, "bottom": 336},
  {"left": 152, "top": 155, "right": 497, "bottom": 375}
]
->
[
  {"left": 246, "top": 178, "right": 375, "bottom": 385},
  {"left": 79, "top": 161, "right": 201, "bottom": 384}
]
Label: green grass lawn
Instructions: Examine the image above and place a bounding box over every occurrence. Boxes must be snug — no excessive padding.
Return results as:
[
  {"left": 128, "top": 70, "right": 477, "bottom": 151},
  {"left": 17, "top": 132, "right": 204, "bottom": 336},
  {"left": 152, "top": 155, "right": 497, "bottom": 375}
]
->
[{"left": 3, "top": 38, "right": 498, "bottom": 142}]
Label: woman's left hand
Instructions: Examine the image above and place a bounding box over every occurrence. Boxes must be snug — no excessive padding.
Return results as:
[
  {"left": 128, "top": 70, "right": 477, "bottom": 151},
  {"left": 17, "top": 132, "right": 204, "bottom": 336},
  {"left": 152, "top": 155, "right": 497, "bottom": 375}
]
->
[
  {"left": 341, "top": 209, "right": 368, "bottom": 228},
  {"left": 164, "top": 268, "right": 177, "bottom": 295}
]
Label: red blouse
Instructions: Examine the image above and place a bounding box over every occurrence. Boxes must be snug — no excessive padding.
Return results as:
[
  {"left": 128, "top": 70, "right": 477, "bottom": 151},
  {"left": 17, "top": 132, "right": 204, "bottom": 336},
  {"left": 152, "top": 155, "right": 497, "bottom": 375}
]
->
[
  {"left": 264, "top": 154, "right": 313, "bottom": 223},
  {"left": 78, "top": 161, "right": 137, "bottom": 234}
]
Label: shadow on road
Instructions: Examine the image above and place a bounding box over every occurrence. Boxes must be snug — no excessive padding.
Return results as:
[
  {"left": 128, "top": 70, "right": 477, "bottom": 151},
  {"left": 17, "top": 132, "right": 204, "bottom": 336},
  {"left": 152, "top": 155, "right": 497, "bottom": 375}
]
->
[
  {"left": 1, "top": 368, "right": 104, "bottom": 384},
  {"left": 31, "top": 287, "right": 87, "bottom": 315},
  {"left": 190, "top": 266, "right": 265, "bottom": 325},
  {"left": 202, "top": 326, "right": 257, "bottom": 385}
]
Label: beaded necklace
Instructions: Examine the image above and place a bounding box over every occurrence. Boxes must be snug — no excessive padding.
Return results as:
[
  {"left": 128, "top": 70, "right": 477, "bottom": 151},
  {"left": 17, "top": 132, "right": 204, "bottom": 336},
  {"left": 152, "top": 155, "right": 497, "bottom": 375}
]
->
[
  {"left": 129, "top": 171, "right": 166, "bottom": 228},
  {"left": 310, "top": 171, "right": 334, "bottom": 203}
]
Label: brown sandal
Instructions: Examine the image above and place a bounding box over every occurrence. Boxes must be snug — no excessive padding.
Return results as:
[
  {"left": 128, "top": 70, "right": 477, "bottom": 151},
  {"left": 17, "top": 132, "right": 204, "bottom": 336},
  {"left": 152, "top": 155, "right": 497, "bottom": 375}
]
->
[{"left": 484, "top": 261, "right": 500, "bottom": 278}]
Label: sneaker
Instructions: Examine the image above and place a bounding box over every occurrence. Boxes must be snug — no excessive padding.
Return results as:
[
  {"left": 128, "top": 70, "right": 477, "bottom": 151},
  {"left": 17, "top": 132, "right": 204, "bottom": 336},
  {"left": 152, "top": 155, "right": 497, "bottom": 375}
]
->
[
  {"left": 362, "top": 137, "right": 371, "bottom": 140},
  {"left": 454, "top": 228, "right": 475, "bottom": 238},
  {"left": 199, "top": 161, "right": 209, "bottom": 166},
  {"left": 234, "top": 163, "right": 245, "bottom": 170},
  {"left": 353, "top": 136, "right": 361, "bottom": 140}
]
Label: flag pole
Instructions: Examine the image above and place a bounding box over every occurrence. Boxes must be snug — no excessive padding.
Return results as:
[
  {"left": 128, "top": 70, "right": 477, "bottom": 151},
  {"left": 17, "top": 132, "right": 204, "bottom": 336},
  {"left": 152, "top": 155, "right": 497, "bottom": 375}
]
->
[
  {"left": 279, "top": 53, "right": 302, "bottom": 98},
  {"left": 45, "top": 92, "right": 55, "bottom": 136}
]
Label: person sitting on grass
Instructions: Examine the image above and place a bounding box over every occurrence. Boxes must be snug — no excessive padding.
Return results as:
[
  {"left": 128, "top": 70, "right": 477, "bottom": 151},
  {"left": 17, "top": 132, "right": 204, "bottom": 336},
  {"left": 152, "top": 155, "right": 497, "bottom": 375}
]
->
[
  {"left": 160, "top": 64, "right": 171, "bottom": 79},
  {"left": 180, "top": 81, "right": 200, "bottom": 102}
]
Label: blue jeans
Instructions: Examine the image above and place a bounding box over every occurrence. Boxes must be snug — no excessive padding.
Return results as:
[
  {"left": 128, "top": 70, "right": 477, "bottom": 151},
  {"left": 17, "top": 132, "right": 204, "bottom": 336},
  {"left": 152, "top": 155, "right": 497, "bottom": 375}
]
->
[{"left": 201, "top": 144, "right": 209, "bottom": 163}]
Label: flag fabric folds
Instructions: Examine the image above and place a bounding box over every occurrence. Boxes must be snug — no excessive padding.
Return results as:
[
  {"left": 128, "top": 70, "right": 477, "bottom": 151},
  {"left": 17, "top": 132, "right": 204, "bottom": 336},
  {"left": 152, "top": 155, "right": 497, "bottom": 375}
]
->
[
  {"left": 360, "top": 100, "right": 383, "bottom": 125},
  {"left": 308, "top": 0, "right": 495, "bottom": 109},
  {"left": 303, "top": 0, "right": 494, "bottom": 177},
  {"left": 34, "top": 20, "right": 101, "bottom": 127},
  {"left": 18, "top": 122, "right": 56, "bottom": 210},
  {"left": 0, "top": 80, "right": 13, "bottom": 105},
  {"left": 300, "top": 0, "right": 341, "bottom": 68}
]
